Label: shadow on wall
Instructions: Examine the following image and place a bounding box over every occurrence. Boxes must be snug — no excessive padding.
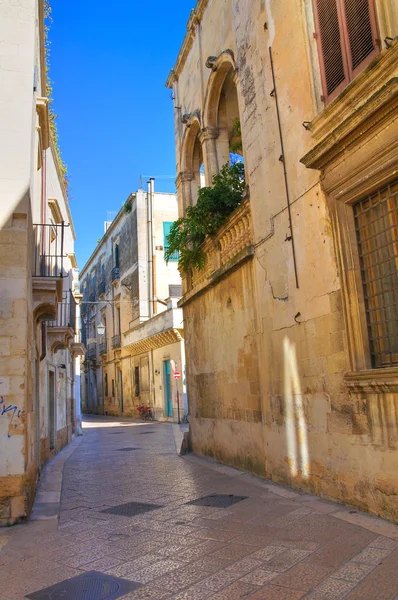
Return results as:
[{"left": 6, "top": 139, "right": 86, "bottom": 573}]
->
[{"left": 283, "top": 336, "right": 309, "bottom": 480}]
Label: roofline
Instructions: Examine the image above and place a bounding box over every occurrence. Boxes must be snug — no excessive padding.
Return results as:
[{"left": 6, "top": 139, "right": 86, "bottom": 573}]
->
[
  {"left": 79, "top": 189, "right": 177, "bottom": 278},
  {"left": 80, "top": 192, "right": 136, "bottom": 278},
  {"left": 165, "top": 0, "right": 210, "bottom": 88}
]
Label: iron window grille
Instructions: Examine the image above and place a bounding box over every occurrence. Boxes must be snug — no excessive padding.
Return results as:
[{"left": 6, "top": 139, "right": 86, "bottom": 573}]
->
[
  {"left": 48, "top": 291, "right": 76, "bottom": 330},
  {"left": 354, "top": 179, "right": 398, "bottom": 368},
  {"left": 112, "top": 334, "right": 121, "bottom": 349},
  {"left": 33, "top": 222, "right": 68, "bottom": 278}
]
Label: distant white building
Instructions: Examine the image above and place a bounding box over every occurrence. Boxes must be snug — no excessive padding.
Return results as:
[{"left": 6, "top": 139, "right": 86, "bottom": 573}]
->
[{"left": 80, "top": 182, "right": 187, "bottom": 422}]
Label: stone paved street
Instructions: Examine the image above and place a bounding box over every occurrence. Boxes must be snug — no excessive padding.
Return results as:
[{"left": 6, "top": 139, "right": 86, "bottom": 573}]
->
[{"left": 1, "top": 416, "right": 398, "bottom": 599}]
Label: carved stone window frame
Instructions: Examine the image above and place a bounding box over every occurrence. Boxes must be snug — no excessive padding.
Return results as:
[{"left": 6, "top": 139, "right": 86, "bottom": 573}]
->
[{"left": 301, "top": 42, "right": 398, "bottom": 391}]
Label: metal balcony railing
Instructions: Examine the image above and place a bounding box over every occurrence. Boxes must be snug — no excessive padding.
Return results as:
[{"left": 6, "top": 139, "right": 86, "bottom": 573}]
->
[
  {"left": 33, "top": 222, "right": 69, "bottom": 278},
  {"left": 111, "top": 334, "right": 121, "bottom": 349},
  {"left": 98, "top": 280, "right": 106, "bottom": 295},
  {"left": 48, "top": 292, "right": 76, "bottom": 330},
  {"left": 99, "top": 340, "right": 108, "bottom": 355},
  {"left": 87, "top": 346, "right": 96, "bottom": 360},
  {"left": 111, "top": 267, "right": 120, "bottom": 282}
]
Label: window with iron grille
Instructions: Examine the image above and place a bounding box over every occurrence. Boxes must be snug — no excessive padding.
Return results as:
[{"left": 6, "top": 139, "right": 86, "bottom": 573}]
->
[
  {"left": 354, "top": 179, "right": 398, "bottom": 368},
  {"left": 312, "top": 0, "right": 379, "bottom": 102}
]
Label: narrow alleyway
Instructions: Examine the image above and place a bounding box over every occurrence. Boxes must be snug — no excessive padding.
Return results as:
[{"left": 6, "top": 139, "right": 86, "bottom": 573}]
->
[{"left": 1, "top": 417, "right": 398, "bottom": 600}]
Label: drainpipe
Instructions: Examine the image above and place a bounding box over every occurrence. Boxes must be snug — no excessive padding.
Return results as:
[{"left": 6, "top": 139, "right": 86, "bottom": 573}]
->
[
  {"left": 150, "top": 178, "right": 157, "bottom": 315},
  {"left": 147, "top": 180, "right": 154, "bottom": 318}
]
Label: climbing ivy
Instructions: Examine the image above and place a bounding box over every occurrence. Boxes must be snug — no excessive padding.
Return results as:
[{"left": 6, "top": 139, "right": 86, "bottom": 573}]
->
[
  {"left": 44, "top": 0, "right": 69, "bottom": 196},
  {"left": 165, "top": 162, "right": 245, "bottom": 274}
]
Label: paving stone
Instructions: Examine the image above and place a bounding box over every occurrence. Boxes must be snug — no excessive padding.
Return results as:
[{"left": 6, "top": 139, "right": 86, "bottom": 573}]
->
[
  {"left": 247, "top": 584, "right": 307, "bottom": 599},
  {"left": 240, "top": 567, "right": 278, "bottom": 585},
  {"left": 270, "top": 562, "right": 331, "bottom": 591},
  {"left": 2, "top": 416, "right": 397, "bottom": 600},
  {"left": 330, "top": 561, "right": 376, "bottom": 582},
  {"left": 210, "top": 580, "right": 259, "bottom": 599},
  {"left": 305, "top": 577, "right": 357, "bottom": 599},
  {"left": 350, "top": 546, "right": 393, "bottom": 565}
]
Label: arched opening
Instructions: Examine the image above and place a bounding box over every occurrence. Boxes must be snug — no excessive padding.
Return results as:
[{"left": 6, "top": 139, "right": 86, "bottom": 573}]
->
[
  {"left": 216, "top": 68, "right": 243, "bottom": 169},
  {"left": 181, "top": 119, "right": 203, "bottom": 209}
]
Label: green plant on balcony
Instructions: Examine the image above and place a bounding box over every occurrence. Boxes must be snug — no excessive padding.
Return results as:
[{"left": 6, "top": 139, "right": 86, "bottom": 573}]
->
[{"left": 165, "top": 161, "right": 245, "bottom": 274}]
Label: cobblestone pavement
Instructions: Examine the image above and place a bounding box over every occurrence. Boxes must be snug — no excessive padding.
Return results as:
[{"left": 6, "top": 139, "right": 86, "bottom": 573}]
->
[{"left": 1, "top": 416, "right": 398, "bottom": 599}]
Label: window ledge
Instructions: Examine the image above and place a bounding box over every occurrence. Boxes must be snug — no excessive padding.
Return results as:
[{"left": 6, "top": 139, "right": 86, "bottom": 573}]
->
[
  {"left": 345, "top": 368, "right": 398, "bottom": 394},
  {"left": 301, "top": 42, "right": 398, "bottom": 170}
]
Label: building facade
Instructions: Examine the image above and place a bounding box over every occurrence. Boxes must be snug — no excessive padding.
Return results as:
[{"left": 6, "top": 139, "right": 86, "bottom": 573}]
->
[
  {"left": 0, "top": 0, "right": 82, "bottom": 524},
  {"left": 80, "top": 186, "right": 187, "bottom": 422},
  {"left": 167, "top": 0, "right": 398, "bottom": 520}
]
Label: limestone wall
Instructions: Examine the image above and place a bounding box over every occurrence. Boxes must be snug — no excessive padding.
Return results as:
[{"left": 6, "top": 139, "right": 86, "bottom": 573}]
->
[{"left": 169, "top": 0, "right": 398, "bottom": 520}]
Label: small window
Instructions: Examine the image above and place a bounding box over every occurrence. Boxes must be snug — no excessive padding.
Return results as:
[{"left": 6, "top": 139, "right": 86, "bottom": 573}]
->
[
  {"left": 111, "top": 379, "right": 115, "bottom": 397},
  {"left": 354, "top": 179, "right": 398, "bottom": 368},
  {"left": 101, "top": 263, "right": 105, "bottom": 282},
  {"left": 169, "top": 284, "right": 182, "bottom": 298},
  {"left": 163, "top": 222, "right": 179, "bottom": 261},
  {"left": 114, "top": 243, "right": 120, "bottom": 269},
  {"left": 134, "top": 366, "right": 140, "bottom": 397},
  {"left": 312, "top": 0, "right": 379, "bottom": 102},
  {"left": 104, "top": 374, "right": 108, "bottom": 396}
]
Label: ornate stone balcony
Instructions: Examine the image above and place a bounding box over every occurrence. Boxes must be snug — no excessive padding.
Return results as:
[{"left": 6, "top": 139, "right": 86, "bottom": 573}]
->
[{"left": 181, "top": 199, "right": 253, "bottom": 303}]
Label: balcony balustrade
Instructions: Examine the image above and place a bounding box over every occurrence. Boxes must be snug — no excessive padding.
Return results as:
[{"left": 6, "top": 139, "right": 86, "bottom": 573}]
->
[
  {"left": 111, "top": 267, "right": 120, "bottom": 282},
  {"left": 111, "top": 334, "right": 121, "bottom": 349},
  {"left": 33, "top": 222, "right": 68, "bottom": 278}
]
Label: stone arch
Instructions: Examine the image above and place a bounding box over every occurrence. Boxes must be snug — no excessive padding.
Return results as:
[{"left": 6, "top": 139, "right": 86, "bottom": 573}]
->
[
  {"left": 203, "top": 50, "right": 237, "bottom": 131},
  {"left": 179, "top": 113, "right": 204, "bottom": 210},
  {"left": 203, "top": 50, "right": 243, "bottom": 175}
]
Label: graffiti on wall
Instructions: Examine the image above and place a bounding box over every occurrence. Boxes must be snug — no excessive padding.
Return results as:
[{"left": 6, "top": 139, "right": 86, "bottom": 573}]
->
[{"left": 0, "top": 397, "right": 22, "bottom": 438}]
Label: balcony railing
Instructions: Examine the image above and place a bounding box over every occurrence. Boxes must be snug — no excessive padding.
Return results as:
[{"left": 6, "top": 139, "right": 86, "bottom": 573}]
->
[
  {"left": 98, "top": 280, "right": 106, "bottom": 295},
  {"left": 99, "top": 340, "right": 108, "bottom": 355},
  {"left": 111, "top": 267, "right": 120, "bottom": 282},
  {"left": 33, "top": 222, "right": 68, "bottom": 278},
  {"left": 87, "top": 346, "right": 96, "bottom": 360},
  {"left": 111, "top": 334, "right": 121, "bottom": 349},
  {"left": 48, "top": 292, "right": 76, "bottom": 330}
]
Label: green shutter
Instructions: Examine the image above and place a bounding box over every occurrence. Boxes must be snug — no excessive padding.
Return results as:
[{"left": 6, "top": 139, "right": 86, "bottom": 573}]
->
[{"left": 163, "top": 222, "right": 179, "bottom": 261}]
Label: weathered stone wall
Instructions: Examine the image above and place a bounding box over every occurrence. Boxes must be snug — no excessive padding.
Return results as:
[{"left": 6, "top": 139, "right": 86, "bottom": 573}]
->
[{"left": 169, "top": 0, "right": 398, "bottom": 519}]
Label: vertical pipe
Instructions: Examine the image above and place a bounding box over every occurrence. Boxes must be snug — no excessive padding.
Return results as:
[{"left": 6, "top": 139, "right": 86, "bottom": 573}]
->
[
  {"left": 147, "top": 180, "right": 153, "bottom": 318},
  {"left": 150, "top": 178, "right": 157, "bottom": 314},
  {"left": 269, "top": 47, "right": 299, "bottom": 289}
]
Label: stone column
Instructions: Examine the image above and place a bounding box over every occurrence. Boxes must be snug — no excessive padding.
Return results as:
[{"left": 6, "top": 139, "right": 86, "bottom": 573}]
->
[
  {"left": 176, "top": 171, "right": 194, "bottom": 215},
  {"left": 200, "top": 127, "right": 219, "bottom": 185}
]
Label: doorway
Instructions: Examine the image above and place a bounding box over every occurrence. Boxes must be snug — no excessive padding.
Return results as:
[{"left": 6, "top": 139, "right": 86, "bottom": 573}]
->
[
  {"left": 48, "top": 370, "right": 56, "bottom": 451},
  {"left": 117, "top": 369, "right": 123, "bottom": 415},
  {"left": 163, "top": 360, "right": 173, "bottom": 418}
]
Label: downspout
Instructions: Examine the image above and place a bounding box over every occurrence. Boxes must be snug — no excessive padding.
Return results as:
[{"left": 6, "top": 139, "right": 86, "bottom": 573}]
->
[
  {"left": 146, "top": 180, "right": 153, "bottom": 318},
  {"left": 269, "top": 47, "right": 299, "bottom": 289},
  {"left": 150, "top": 178, "right": 157, "bottom": 315}
]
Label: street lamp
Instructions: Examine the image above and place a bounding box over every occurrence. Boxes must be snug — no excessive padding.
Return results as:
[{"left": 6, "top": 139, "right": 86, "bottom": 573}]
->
[{"left": 97, "top": 323, "right": 105, "bottom": 336}]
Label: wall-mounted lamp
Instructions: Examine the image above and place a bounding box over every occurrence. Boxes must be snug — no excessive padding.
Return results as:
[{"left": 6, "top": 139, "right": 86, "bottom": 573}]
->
[{"left": 97, "top": 323, "right": 105, "bottom": 336}]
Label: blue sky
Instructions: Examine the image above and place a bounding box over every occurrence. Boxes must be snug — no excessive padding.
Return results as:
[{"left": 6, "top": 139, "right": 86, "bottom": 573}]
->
[{"left": 49, "top": 0, "right": 194, "bottom": 268}]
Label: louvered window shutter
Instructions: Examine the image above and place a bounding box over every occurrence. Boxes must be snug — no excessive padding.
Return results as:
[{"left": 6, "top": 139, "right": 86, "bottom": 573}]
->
[
  {"left": 313, "top": 0, "right": 348, "bottom": 99},
  {"left": 313, "top": 0, "right": 379, "bottom": 102},
  {"left": 341, "top": 0, "right": 378, "bottom": 75}
]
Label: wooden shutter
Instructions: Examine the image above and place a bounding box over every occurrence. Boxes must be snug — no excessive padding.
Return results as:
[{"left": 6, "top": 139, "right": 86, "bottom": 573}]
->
[
  {"left": 341, "top": 0, "right": 379, "bottom": 76},
  {"left": 313, "top": 0, "right": 348, "bottom": 99},
  {"left": 313, "top": 0, "right": 379, "bottom": 102}
]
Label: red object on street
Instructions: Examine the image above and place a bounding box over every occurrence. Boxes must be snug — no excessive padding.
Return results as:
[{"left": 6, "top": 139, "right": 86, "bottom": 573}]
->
[{"left": 174, "top": 371, "right": 181, "bottom": 379}]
